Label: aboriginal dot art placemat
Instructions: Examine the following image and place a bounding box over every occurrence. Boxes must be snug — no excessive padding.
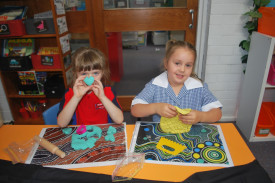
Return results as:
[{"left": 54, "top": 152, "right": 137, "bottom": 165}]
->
[
  {"left": 129, "top": 122, "right": 233, "bottom": 167},
  {"left": 25, "top": 123, "right": 127, "bottom": 169}
]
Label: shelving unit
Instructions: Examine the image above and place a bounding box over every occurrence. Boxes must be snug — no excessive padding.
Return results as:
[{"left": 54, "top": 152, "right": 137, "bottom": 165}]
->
[
  {"left": 0, "top": 0, "right": 71, "bottom": 125},
  {"left": 237, "top": 32, "right": 275, "bottom": 142}
]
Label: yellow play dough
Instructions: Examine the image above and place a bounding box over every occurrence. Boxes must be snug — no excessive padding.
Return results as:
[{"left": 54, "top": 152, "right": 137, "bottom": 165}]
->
[
  {"left": 175, "top": 106, "right": 191, "bottom": 115},
  {"left": 160, "top": 107, "right": 192, "bottom": 134}
]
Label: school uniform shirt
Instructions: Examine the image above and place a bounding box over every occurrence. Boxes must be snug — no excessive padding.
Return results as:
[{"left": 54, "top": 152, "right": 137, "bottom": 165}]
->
[
  {"left": 58, "top": 86, "right": 121, "bottom": 125},
  {"left": 131, "top": 71, "right": 223, "bottom": 122}
]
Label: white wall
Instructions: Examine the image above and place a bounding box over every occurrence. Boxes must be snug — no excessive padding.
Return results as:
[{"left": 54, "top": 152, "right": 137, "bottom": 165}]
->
[
  {"left": 0, "top": 77, "right": 13, "bottom": 122},
  {"left": 205, "top": 0, "right": 253, "bottom": 121}
]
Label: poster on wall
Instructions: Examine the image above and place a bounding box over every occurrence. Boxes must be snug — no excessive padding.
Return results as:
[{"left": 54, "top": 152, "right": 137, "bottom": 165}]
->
[
  {"left": 54, "top": 0, "right": 65, "bottom": 15},
  {"left": 57, "top": 16, "right": 68, "bottom": 35},
  {"left": 59, "top": 34, "right": 70, "bottom": 54}
]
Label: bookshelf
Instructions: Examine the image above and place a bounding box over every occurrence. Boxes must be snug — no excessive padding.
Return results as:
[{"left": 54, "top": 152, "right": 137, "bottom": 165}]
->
[
  {"left": 0, "top": 0, "right": 71, "bottom": 125},
  {"left": 236, "top": 32, "right": 275, "bottom": 142}
]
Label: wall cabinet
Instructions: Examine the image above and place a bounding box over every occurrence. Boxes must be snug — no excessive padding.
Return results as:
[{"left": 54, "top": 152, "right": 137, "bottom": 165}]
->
[
  {"left": 0, "top": 0, "right": 71, "bottom": 125},
  {"left": 237, "top": 32, "right": 275, "bottom": 142}
]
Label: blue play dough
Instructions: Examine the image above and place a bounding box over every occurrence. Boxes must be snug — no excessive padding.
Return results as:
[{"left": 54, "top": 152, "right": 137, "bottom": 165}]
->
[
  {"left": 71, "top": 125, "right": 102, "bottom": 150},
  {"left": 84, "top": 76, "right": 94, "bottom": 86}
]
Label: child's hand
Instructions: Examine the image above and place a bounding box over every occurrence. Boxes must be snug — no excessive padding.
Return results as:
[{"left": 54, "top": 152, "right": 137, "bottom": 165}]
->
[
  {"left": 73, "top": 75, "right": 93, "bottom": 98},
  {"left": 91, "top": 79, "right": 105, "bottom": 99},
  {"left": 156, "top": 103, "right": 177, "bottom": 118},
  {"left": 178, "top": 110, "right": 202, "bottom": 125}
]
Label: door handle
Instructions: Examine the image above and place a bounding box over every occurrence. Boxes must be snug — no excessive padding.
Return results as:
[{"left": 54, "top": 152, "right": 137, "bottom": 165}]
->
[{"left": 189, "top": 9, "right": 194, "bottom": 29}]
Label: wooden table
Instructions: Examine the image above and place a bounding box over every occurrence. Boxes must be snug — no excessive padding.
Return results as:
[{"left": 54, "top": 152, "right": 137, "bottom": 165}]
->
[{"left": 0, "top": 123, "right": 255, "bottom": 182}]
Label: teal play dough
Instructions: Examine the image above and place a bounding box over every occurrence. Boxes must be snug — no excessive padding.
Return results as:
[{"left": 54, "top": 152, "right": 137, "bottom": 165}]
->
[
  {"left": 62, "top": 128, "right": 73, "bottom": 135},
  {"left": 84, "top": 76, "right": 94, "bottom": 86},
  {"left": 107, "top": 126, "right": 117, "bottom": 135},
  {"left": 105, "top": 126, "right": 117, "bottom": 142},
  {"left": 105, "top": 134, "right": 115, "bottom": 142},
  {"left": 86, "top": 125, "right": 102, "bottom": 138},
  {"left": 71, "top": 125, "right": 102, "bottom": 150}
]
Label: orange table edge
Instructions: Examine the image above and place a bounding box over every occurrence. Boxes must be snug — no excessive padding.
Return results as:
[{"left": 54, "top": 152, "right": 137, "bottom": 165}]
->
[{"left": 0, "top": 123, "right": 255, "bottom": 182}]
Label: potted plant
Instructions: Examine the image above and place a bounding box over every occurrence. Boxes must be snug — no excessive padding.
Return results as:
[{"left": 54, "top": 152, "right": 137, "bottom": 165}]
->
[{"left": 239, "top": 0, "right": 271, "bottom": 71}]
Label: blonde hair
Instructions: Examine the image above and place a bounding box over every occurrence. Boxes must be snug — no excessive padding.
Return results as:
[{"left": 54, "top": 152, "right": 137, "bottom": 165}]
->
[
  {"left": 164, "top": 40, "right": 201, "bottom": 81},
  {"left": 70, "top": 47, "right": 110, "bottom": 86}
]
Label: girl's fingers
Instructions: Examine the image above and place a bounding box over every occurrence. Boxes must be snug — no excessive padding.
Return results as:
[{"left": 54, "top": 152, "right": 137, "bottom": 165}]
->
[
  {"left": 76, "top": 75, "right": 86, "bottom": 81},
  {"left": 93, "top": 79, "right": 103, "bottom": 87},
  {"left": 168, "top": 105, "right": 177, "bottom": 112}
]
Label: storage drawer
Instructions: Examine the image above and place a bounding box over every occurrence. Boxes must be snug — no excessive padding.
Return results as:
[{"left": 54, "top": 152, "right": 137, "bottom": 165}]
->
[
  {"left": 0, "top": 19, "right": 26, "bottom": 37},
  {"left": 31, "top": 54, "right": 61, "bottom": 69}
]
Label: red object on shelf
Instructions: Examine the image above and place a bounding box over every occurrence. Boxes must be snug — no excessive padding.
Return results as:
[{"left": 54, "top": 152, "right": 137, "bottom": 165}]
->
[
  {"left": 255, "top": 102, "right": 274, "bottom": 137},
  {"left": 31, "top": 54, "right": 61, "bottom": 69},
  {"left": 107, "top": 32, "right": 123, "bottom": 82},
  {"left": 19, "top": 108, "right": 30, "bottom": 119},
  {"left": 258, "top": 7, "right": 275, "bottom": 37},
  {"left": 265, "top": 102, "right": 275, "bottom": 136},
  {"left": 30, "top": 111, "right": 40, "bottom": 119},
  {"left": 267, "top": 55, "right": 275, "bottom": 85},
  {"left": 0, "top": 19, "right": 26, "bottom": 37}
]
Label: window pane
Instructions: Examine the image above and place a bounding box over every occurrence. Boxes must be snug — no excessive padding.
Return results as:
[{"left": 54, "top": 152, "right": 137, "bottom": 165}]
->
[
  {"left": 104, "top": 0, "right": 187, "bottom": 9},
  {"left": 110, "top": 30, "right": 185, "bottom": 95},
  {"left": 65, "top": 0, "right": 86, "bottom": 11},
  {"left": 70, "top": 33, "right": 90, "bottom": 52}
]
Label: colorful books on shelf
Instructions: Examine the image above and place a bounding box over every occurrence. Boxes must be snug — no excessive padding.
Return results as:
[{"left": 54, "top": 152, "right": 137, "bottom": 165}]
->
[
  {"left": 0, "top": 6, "right": 28, "bottom": 21},
  {"left": 17, "top": 71, "right": 47, "bottom": 95},
  {"left": 2, "top": 38, "right": 35, "bottom": 57},
  {"left": 37, "top": 47, "right": 59, "bottom": 55}
]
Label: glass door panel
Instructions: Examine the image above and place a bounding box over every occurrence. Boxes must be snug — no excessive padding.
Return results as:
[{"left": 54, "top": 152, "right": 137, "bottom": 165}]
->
[
  {"left": 110, "top": 30, "right": 186, "bottom": 96},
  {"left": 103, "top": 0, "right": 187, "bottom": 9}
]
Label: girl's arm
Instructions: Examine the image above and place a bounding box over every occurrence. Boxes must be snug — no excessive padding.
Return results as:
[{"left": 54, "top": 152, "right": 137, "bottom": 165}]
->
[
  {"left": 131, "top": 103, "right": 177, "bottom": 118},
  {"left": 92, "top": 80, "right": 124, "bottom": 124},
  {"left": 179, "top": 108, "right": 222, "bottom": 125},
  {"left": 99, "top": 96, "right": 124, "bottom": 124},
  {"left": 57, "top": 96, "right": 80, "bottom": 127},
  {"left": 57, "top": 75, "right": 92, "bottom": 127}
]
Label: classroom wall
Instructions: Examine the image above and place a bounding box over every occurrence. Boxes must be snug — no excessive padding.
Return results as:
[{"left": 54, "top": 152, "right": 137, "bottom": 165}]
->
[
  {"left": 0, "top": 78, "right": 13, "bottom": 122},
  {"left": 0, "top": 0, "right": 254, "bottom": 122},
  {"left": 205, "top": 0, "right": 253, "bottom": 121}
]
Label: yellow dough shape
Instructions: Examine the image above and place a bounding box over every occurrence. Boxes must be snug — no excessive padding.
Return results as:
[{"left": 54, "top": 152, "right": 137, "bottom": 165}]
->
[
  {"left": 160, "top": 107, "right": 192, "bottom": 134},
  {"left": 156, "top": 137, "right": 186, "bottom": 155}
]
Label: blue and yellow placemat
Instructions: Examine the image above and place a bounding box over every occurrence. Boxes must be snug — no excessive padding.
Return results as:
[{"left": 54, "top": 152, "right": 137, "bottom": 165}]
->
[{"left": 129, "top": 122, "right": 233, "bottom": 167}]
